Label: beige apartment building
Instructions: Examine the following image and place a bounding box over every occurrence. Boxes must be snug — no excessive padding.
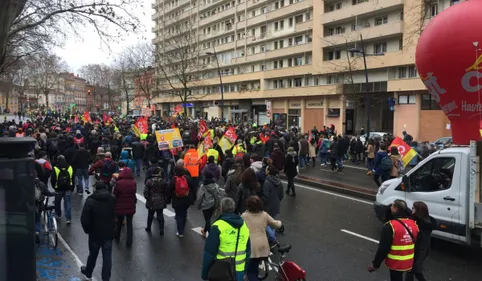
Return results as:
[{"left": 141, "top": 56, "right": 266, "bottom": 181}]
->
[{"left": 152, "top": 0, "right": 460, "bottom": 141}]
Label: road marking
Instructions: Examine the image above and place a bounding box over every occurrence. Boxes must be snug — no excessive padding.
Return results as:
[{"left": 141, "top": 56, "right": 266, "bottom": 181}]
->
[
  {"left": 57, "top": 234, "right": 98, "bottom": 281},
  {"left": 135, "top": 193, "right": 175, "bottom": 217},
  {"left": 341, "top": 229, "right": 379, "bottom": 244},
  {"left": 280, "top": 181, "right": 373, "bottom": 205},
  {"left": 192, "top": 227, "right": 207, "bottom": 237}
]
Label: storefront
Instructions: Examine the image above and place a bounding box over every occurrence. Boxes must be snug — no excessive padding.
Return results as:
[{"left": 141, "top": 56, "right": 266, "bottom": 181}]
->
[{"left": 288, "top": 101, "right": 301, "bottom": 129}]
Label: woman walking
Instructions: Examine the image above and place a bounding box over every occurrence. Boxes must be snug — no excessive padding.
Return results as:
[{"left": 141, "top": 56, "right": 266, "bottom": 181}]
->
[
  {"left": 235, "top": 168, "right": 262, "bottom": 214},
  {"left": 308, "top": 138, "right": 317, "bottom": 167},
  {"left": 284, "top": 147, "right": 299, "bottom": 197},
  {"left": 144, "top": 167, "right": 168, "bottom": 235},
  {"left": 366, "top": 139, "right": 376, "bottom": 175},
  {"left": 242, "top": 196, "right": 282, "bottom": 281},
  {"left": 113, "top": 168, "right": 137, "bottom": 247},
  {"left": 197, "top": 170, "right": 221, "bottom": 238},
  {"left": 406, "top": 202, "right": 436, "bottom": 281}
]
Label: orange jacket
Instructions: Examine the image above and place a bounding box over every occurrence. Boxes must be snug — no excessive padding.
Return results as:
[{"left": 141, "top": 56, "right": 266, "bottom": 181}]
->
[{"left": 184, "top": 148, "right": 199, "bottom": 177}]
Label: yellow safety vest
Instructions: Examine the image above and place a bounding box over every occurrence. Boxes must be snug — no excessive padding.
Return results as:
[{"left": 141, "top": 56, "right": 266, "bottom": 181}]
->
[
  {"left": 53, "top": 166, "right": 73, "bottom": 188},
  {"left": 207, "top": 148, "right": 219, "bottom": 164},
  {"left": 213, "top": 219, "right": 249, "bottom": 272},
  {"left": 232, "top": 144, "right": 246, "bottom": 156}
]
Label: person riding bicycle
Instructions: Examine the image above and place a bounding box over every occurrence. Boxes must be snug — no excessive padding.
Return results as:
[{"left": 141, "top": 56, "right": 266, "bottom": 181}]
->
[{"left": 34, "top": 162, "right": 56, "bottom": 244}]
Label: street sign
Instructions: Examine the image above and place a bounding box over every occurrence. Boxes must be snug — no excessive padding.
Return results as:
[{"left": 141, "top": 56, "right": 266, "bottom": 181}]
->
[{"left": 266, "top": 110, "right": 271, "bottom": 118}]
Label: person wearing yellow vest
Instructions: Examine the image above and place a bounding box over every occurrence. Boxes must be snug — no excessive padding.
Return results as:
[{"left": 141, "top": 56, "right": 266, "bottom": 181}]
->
[
  {"left": 51, "top": 155, "right": 74, "bottom": 224},
  {"left": 206, "top": 148, "right": 220, "bottom": 164},
  {"left": 232, "top": 139, "right": 246, "bottom": 158},
  {"left": 184, "top": 145, "right": 200, "bottom": 179},
  {"left": 202, "top": 197, "right": 250, "bottom": 281},
  {"left": 369, "top": 200, "right": 419, "bottom": 281}
]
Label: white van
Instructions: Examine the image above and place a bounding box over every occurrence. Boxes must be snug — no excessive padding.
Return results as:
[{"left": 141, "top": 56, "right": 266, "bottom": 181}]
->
[{"left": 374, "top": 141, "right": 482, "bottom": 247}]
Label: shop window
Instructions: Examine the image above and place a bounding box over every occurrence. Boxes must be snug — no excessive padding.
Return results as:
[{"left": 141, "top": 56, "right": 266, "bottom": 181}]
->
[
  {"left": 327, "top": 108, "right": 340, "bottom": 117},
  {"left": 398, "top": 95, "right": 416, "bottom": 105},
  {"left": 421, "top": 94, "right": 440, "bottom": 110}
]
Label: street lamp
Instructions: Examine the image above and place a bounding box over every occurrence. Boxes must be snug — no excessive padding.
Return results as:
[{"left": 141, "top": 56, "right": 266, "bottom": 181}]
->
[
  {"left": 206, "top": 47, "right": 225, "bottom": 122},
  {"left": 348, "top": 34, "right": 384, "bottom": 142}
]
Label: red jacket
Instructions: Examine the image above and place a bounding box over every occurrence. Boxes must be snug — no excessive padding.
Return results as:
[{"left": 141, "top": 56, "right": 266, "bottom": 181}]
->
[{"left": 113, "top": 168, "right": 137, "bottom": 215}]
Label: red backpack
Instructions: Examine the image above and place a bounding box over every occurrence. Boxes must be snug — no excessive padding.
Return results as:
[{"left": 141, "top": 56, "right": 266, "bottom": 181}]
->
[{"left": 174, "top": 176, "right": 189, "bottom": 198}]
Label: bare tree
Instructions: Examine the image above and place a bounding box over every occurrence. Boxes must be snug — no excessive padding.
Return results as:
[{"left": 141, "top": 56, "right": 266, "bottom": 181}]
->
[
  {"left": 156, "top": 18, "right": 207, "bottom": 118},
  {"left": 0, "top": 0, "right": 142, "bottom": 74},
  {"left": 0, "top": 57, "right": 30, "bottom": 112},
  {"left": 79, "top": 64, "right": 114, "bottom": 87}
]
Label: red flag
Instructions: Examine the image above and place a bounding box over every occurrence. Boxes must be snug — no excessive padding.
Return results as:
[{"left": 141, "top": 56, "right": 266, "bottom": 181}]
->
[
  {"left": 198, "top": 120, "right": 208, "bottom": 140},
  {"left": 223, "top": 127, "right": 237, "bottom": 144},
  {"left": 135, "top": 117, "right": 148, "bottom": 134},
  {"left": 390, "top": 137, "right": 418, "bottom": 167},
  {"left": 103, "top": 112, "right": 108, "bottom": 123},
  {"left": 82, "top": 111, "right": 92, "bottom": 123},
  {"left": 259, "top": 133, "right": 270, "bottom": 144},
  {"left": 204, "top": 134, "right": 213, "bottom": 152}
]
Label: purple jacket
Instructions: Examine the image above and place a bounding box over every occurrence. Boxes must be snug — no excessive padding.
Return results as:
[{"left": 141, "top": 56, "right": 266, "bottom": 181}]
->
[{"left": 202, "top": 162, "right": 220, "bottom": 180}]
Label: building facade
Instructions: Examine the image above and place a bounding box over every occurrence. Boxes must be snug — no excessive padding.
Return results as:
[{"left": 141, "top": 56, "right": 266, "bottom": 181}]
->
[
  {"left": 86, "top": 84, "right": 122, "bottom": 113},
  {"left": 152, "top": 0, "right": 461, "bottom": 141}
]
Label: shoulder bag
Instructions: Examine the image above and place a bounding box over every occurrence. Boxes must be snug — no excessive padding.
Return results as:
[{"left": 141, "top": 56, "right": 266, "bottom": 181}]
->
[{"left": 208, "top": 227, "right": 241, "bottom": 281}]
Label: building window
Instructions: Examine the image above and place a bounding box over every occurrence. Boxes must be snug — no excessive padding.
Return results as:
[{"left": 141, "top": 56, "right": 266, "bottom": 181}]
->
[
  {"left": 374, "top": 42, "right": 387, "bottom": 54},
  {"left": 335, "top": 50, "right": 341, "bottom": 59},
  {"left": 399, "top": 38, "right": 403, "bottom": 50},
  {"left": 294, "top": 57, "right": 303, "bottom": 66},
  {"left": 421, "top": 94, "right": 441, "bottom": 110},
  {"left": 336, "top": 2, "right": 342, "bottom": 9},
  {"left": 450, "top": 0, "right": 460, "bottom": 6},
  {"left": 327, "top": 75, "right": 338, "bottom": 84},
  {"left": 327, "top": 4, "right": 334, "bottom": 12},
  {"left": 294, "top": 78, "right": 302, "bottom": 87},
  {"left": 335, "top": 26, "right": 345, "bottom": 34},
  {"left": 431, "top": 4, "right": 438, "bottom": 17},
  {"left": 408, "top": 66, "right": 418, "bottom": 78},
  {"left": 375, "top": 16, "right": 388, "bottom": 26},
  {"left": 288, "top": 58, "right": 292, "bottom": 66},
  {"left": 398, "top": 67, "right": 407, "bottom": 79},
  {"left": 352, "top": 0, "right": 367, "bottom": 5},
  {"left": 289, "top": 17, "right": 293, "bottom": 27},
  {"left": 274, "top": 61, "right": 278, "bottom": 69},
  {"left": 295, "top": 14, "right": 303, "bottom": 23},
  {"left": 327, "top": 28, "right": 334, "bottom": 36},
  {"left": 398, "top": 95, "right": 416, "bottom": 104},
  {"left": 274, "top": 41, "right": 278, "bottom": 49},
  {"left": 306, "top": 12, "right": 311, "bottom": 21}
]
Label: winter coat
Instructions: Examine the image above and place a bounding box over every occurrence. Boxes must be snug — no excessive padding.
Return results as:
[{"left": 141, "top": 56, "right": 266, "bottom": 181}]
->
[
  {"left": 319, "top": 139, "right": 329, "bottom": 154},
  {"left": 89, "top": 157, "right": 119, "bottom": 184},
  {"left": 113, "top": 168, "right": 137, "bottom": 215},
  {"left": 412, "top": 216, "right": 437, "bottom": 274},
  {"left": 81, "top": 188, "right": 117, "bottom": 240},
  {"left": 235, "top": 183, "right": 261, "bottom": 214},
  {"left": 374, "top": 151, "right": 389, "bottom": 175},
  {"left": 299, "top": 139, "right": 308, "bottom": 156},
  {"left": 197, "top": 180, "right": 221, "bottom": 210},
  {"left": 144, "top": 142, "right": 159, "bottom": 163},
  {"left": 72, "top": 148, "right": 90, "bottom": 169},
  {"left": 329, "top": 141, "right": 339, "bottom": 159},
  {"left": 366, "top": 144, "right": 375, "bottom": 159},
  {"left": 119, "top": 150, "right": 136, "bottom": 171},
  {"left": 168, "top": 172, "right": 196, "bottom": 209},
  {"left": 224, "top": 169, "right": 240, "bottom": 201},
  {"left": 202, "top": 162, "right": 220, "bottom": 180},
  {"left": 250, "top": 161, "right": 263, "bottom": 174},
  {"left": 284, "top": 151, "right": 299, "bottom": 178},
  {"left": 144, "top": 174, "right": 168, "bottom": 210},
  {"left": 221, "top": 156, "right": 234, "bottom": 178},
  {"left": 270, "top": 148, "right": 285, "bottom": 171},
  {"left": 50, "top": 160, "right": 73, "bottom": 192},
  {"left": 242, "top": 211, "right": 281, "bottom": 258},
  {"left": 131, "top": 141, "right": 145, "bottom": 160},
  {"left": 390, "top": 154, "right": 402, "bottom": 177},
  {"left": 63, "top": 145, "right": 77, "bottom": 167},
  {"left": 289, "top": 139, "right": 299, "bottom": 152},
  {"left": 355, "top": 140, "right": 364, "bottom": 154},
  {"left": 262, "top": 175, "right": 284, "bottom": 217},
  {"left": 308, "top": 142, "right": 317, "bottom": 158}
]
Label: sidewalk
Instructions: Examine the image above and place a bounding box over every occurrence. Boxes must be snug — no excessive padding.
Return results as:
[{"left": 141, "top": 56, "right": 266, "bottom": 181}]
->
[
  {"left": 281, "top": 163, "right": 378, "bottom": 200},
  {"left": 36, "top": 236, "right": 83, "bottom": 281}
]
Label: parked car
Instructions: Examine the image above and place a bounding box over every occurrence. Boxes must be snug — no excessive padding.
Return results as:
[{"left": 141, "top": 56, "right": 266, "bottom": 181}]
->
[{"left": 360, "top": 132, "right": 387, "bottom": 143}]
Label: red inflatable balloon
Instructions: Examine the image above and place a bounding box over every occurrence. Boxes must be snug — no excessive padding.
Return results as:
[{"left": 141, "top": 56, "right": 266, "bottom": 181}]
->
[{"left": 416, "top": 1, "right": 482, "bottom": 145}]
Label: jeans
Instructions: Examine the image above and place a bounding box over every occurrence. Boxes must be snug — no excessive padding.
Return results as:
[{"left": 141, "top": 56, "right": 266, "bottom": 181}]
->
[
  {"left": 266, "top": 225, "right": 276, "bottom": 243},
  {"left": 84, "top": 237, "right": 113, "bottom": 281},
  {"left": 76, "top": 168, "right": 89, "bottom": 192},
  {"left": 299, "top": 155, "right": 308, "bottom": 168},
  {"left": 374, "top": 172, "right": 390, "bottom": 187},
  {"left": 367, "top": 158, "right": 375, "bottom": 171},
  {"left": 389, "top": 269, "right": 404, "bottom": 281},
  {"left": 116, "top": 214, "right": 133, "bottom": 246},
  {"left": 203, "top": 207, "right": 215, "bottom": 233},
  {"left": 134, "top": 159, "right": 142, "bottom": 176},
  {"left": 336, "top": 157, "right": 343, "bottom": 169},
  {"left": 35, "top": 212, "right": 41, "bottom": 233},
  {"left": 286, "top": 176, "right": 295, "bottom": 194},
  {"left": 54, "top": 191, "right": 71, "bottom": 220},
  {"left": 174, "top": 206, "right": 188, "bottom": 235},
  {"left": 319, "top": 152, "right": 327, "bottom": 165},
  {"left": 147, "top": 209, "right": 165, "bottom": 231},
  {"left": 246, "top": 258, "right": 262, "bottom": 281}
]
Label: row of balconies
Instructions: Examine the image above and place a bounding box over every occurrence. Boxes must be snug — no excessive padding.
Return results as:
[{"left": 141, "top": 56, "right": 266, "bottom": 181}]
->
[{"left": 322, "top": 0, "right": 404, "bottom": 25}]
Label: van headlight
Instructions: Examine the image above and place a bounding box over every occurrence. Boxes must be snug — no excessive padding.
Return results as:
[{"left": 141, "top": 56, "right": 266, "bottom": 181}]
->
[{"left": 379, "top": 183, "right": 390, "bottom": 195}]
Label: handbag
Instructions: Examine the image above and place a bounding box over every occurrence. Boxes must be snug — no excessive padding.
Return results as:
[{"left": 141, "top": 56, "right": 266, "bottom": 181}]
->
[{"left": 207, "top": 227, "right": 241, "bottom": 281}]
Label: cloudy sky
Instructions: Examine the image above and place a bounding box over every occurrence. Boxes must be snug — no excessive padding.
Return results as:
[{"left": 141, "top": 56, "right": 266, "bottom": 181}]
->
[{"left": 55, "top": 0, "right": 154, "bottom": 73}]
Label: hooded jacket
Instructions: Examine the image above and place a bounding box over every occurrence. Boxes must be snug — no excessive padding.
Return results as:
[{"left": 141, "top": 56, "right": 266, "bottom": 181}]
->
[
  {"left": 284, "top": 151, "right": 298, "bottom": 177},
  {"left": 262, "top": 175, "right": 284, "bottom": 217},
  {"left": 202, "top": 162, "right": 220, "bottom": 180},
  {"left": 197, "top": 180, "right": 221, "bottom": 210},
  {"left": 250, "top": 161, "right": 263, "bottom": 174},
  {"left": 72, "top": 147, "right": 90, "bottom": 169},
  {"left": 113, "top": 168, "right": 137, "bottom": 215},
  {"left": 81, "top": 188, "right": 116, "bottom": 240},
  {"left": 168, "top": 171, "right": 195, "bottom": 209},
  {"left": 50, "top": 160, "right": 73, "bottom": 191},
  {"left": 374, "top": 150, "right": 389, "bottom": 175},
  {"left": 201, "top": 213, "right": 251, "bottom": 281},
  {"left": 270, "top": 148, "right": 285, "bottom": 171},
  {"left": 119, "top": 150, "right": 136, "bottom": 171},
  {"left": 144, "top": 173, "right": 168, "bottom": 210}
]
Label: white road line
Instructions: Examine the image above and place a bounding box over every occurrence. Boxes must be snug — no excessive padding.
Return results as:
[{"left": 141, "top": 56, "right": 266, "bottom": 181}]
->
[
  {"left": 135, "top": 193, "right": 176, "bottom": 217},
  {"left": 280, "top": 180, "right": 374, "bottom": 205},
  {"left": 57, "top": 234, "right": 98, "bottom": 281},
  {"left": 341, "top": 229, "right": 379, "bottom": 244},
  {"left": 192, "top": 227, "right": 208, "bottom": 237}
]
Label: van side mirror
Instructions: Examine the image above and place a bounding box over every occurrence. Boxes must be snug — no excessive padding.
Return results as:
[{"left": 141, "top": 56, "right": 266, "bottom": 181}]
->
[{"left": 401, "top": 175, "right": 411, "bottom": 192}]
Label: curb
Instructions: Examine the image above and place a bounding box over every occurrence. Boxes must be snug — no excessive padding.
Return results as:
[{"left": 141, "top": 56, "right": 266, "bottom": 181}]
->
[{"left": 280, "top": 175, "right": 377, "bottom": 201}]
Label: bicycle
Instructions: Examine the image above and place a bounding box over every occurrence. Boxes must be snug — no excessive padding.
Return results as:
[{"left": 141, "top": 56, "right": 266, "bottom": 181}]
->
[
  {"left": 43, "top": 196, "right": 58, "bottom": 248},
  {"left": 258, "top": 244, "right": 306, "bottom": 281}
]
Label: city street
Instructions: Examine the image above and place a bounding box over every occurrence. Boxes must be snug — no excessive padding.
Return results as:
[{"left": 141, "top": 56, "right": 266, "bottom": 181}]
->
[{"left": 40, "top": 172, "right": 482, "bottom": 281}]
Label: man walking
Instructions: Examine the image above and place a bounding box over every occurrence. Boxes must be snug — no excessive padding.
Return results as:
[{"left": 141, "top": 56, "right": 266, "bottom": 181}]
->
[
  {"left": 51, "top": 155, "right": 74, "bottom": 224},
  {"left": 368, "top": 200, "right": 419, "bottom": 281},
  {"left": 72, "top": 143, "right": 91, "bottom": 194},
  {"left": 81, "top": 181, "right": 116, "bottom": 281}
]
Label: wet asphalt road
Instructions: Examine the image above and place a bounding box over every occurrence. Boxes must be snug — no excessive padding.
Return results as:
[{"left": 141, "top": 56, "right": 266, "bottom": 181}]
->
[{"left": 53, "top": 171, "right": 482, "bottom": 281}]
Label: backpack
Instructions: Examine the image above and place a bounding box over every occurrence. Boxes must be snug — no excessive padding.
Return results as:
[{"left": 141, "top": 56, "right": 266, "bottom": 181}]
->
[
  {"left": 35, "top": 181, "right": 44, "bottom": 203},
  {"left": 174, "top": 175, "right": 189, "bottom": 198},
  {"left": 381, "top": 156, "right": 393, "bottom": 172},
  {"left": 48, "top": 139, "right": 59, "bottom": 153},
  {"left": 56, "top": 167, "right": 71, "bottom": 188},
  {"left": 102, "top": 160, "right": 116, "bottom": 177}
]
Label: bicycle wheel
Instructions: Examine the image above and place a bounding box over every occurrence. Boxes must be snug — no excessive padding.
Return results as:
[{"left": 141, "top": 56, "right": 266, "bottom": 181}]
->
[
  {"left": 48, "top": 217, "right": 58, "bottom": 249},
  {"left": 258, "top": 259, "right": 269, "bottom": 280}
]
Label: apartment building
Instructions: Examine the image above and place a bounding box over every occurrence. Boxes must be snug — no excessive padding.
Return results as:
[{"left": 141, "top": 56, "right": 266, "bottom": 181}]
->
[{"left": 152, "top": 0, "right": 462, "bottom": 141}]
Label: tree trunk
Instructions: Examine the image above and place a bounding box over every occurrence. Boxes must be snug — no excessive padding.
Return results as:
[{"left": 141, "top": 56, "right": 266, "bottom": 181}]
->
[
  {"left": 183, "top": 89, "right": 188, "bottom": 119},
  {"left": 0, "top": 0, "right": 26, "bottom": 74},
  {"left": 44, "top": 91, "right": 49, "bottom": 109}
]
